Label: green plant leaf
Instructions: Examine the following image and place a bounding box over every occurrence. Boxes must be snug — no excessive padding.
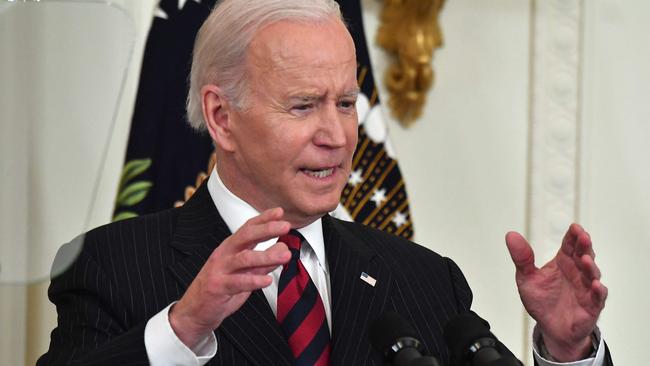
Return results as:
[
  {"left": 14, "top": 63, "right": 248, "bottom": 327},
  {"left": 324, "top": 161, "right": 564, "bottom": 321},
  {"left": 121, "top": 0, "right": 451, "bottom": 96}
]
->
[
  {"left": 118, "top": 159, "right": 152, "bottom": 191},
  {"left": 116, "top": 181, "right": 152, "bottom": 207},
  {"left": 112, "top": 211, "right": 138, "bottom": 222}
]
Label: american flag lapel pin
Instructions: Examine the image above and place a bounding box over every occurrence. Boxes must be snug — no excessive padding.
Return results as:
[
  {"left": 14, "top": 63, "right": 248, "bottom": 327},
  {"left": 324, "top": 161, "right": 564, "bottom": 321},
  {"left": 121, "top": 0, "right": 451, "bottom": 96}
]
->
[{"left": 360, "top": 272, "right": 377, "bottom": 287}]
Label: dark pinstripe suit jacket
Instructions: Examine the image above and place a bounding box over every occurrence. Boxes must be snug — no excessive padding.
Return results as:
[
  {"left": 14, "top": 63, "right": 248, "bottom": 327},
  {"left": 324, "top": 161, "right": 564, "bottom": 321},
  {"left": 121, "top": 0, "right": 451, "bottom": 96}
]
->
[{"left": 38, "top": 183, "right": 475, "bottom": 365}]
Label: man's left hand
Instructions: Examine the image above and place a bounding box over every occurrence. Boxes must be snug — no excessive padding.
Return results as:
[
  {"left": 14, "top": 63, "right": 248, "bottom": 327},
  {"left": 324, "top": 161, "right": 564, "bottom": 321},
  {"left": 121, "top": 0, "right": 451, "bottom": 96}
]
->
[{"left": 505, "top": 224, "right": 608, "bottom": 362}]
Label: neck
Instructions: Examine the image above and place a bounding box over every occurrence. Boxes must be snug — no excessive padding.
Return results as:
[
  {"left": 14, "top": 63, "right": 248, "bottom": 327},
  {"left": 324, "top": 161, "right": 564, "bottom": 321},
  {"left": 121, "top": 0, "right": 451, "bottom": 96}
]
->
[{"left": 215, "top": 161, "right": 322, "bottom": 229}]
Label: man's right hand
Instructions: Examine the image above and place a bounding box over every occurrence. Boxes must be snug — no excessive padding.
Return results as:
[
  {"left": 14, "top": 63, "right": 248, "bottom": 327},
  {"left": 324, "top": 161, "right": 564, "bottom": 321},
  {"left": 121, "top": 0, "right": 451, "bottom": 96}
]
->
[{"left": 169, "top": 207, "right": 292, "bottom": 348}]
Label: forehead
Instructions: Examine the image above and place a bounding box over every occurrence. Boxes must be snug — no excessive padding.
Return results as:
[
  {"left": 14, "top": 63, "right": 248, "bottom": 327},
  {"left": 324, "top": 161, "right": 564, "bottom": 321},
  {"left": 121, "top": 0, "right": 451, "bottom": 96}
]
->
[{"left": 246, "top": 19, "right": 357, "bottom": 87}]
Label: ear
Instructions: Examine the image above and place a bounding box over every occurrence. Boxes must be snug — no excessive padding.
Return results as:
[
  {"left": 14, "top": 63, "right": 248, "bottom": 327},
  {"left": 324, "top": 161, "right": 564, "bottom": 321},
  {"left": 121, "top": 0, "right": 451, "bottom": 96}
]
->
[{"left": 201, "top": 84, "right": 236, "bottom": 152}]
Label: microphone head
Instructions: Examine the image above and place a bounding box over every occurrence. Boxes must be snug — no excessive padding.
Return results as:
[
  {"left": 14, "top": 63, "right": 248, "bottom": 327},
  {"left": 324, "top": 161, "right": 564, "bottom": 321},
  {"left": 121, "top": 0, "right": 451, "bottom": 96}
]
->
[
  {"left": 369, "top": 311, "right": 420, "bottom": 355},
  {"left": 443, "top": 311, "right": 495, "bottom": 365}
]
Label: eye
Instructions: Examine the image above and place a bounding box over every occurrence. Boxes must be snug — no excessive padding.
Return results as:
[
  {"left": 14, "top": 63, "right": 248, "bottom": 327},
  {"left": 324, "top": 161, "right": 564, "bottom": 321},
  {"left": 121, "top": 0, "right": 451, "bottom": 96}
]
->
[
  {"left": 293, "top": 104, "right": 313, "bottom": 111},
  {"left": 337, "top": 99, "right": 357, "bottom": 111}
]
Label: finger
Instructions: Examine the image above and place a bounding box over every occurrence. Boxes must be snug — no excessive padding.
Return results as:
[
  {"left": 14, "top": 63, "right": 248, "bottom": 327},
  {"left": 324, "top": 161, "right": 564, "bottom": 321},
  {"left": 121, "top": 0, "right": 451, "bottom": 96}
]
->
[
  {"left": 221, "top": 208, "right": 291, "bottom": 254},
  {"left": 505, "top": 231, "right": 537, "bottom": 276},
  {"left": 236, "top": 208, "right": 290, "bottom": 247},
  {"left": 220, "top": 273, "right": 274, "bottom": 295},
  {"left": 579, "top": 254, "right": 601, "bottom": 281},
  {"left": 590, "top": 279, "right": 608, "bottom": 309},
  {"left": 560, "top": 223, "right": 582, "bottom": 257},
  {"left": 575, "top": 253, "right": 601, "bottom": 289},
  {"left": 245, "top": 242, "right": 291, "bottom": 275},
  {"left": 575, "top": 231, "right": 595, "bottom": 259},
  {"left": 226, "top": 244, "right": 291, "bottom": 273}
]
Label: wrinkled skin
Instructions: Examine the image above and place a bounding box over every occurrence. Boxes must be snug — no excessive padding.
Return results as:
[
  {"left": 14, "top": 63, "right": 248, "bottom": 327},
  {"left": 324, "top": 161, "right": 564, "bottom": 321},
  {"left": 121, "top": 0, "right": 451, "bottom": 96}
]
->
[{"left": 506, "top": 224, "right": 607, "bottom": 361}]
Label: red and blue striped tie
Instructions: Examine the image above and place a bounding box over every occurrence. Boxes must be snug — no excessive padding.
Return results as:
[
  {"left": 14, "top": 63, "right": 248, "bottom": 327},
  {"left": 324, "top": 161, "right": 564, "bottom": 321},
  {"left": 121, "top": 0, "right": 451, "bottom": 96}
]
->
[{"left": 277, "top": 230, "right": 331, "bottom": 366}]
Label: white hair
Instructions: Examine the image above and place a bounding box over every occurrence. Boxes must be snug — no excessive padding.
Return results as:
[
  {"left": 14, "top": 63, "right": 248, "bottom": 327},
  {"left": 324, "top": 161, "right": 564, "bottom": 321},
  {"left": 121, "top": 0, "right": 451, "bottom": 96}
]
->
[{"left": 186, "top": 0, "right": 343, "bottom": 130}]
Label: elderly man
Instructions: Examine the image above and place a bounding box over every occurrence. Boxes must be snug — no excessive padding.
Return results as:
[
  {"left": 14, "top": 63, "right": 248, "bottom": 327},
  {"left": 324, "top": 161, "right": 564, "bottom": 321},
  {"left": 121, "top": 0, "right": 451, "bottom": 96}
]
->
[{"left": 39, "top": 0, "right": 610, "bottom": 365}]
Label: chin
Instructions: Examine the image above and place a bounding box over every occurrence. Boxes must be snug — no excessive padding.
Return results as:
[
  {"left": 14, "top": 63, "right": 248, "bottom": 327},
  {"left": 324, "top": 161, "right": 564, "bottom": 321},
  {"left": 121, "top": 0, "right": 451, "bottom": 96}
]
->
[
  {"left": 288, "top": 185, "right": 346, "bottom": 221},
  {"left": 299, "top": 196, "right": 340, "bottom": 218}
]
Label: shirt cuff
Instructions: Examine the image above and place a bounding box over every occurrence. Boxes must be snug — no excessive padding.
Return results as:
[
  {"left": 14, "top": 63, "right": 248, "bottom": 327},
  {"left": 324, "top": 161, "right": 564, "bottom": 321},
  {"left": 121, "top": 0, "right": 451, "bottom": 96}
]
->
[
  {"left": 144, "top": 302, "right": 217, "bottom": 366},
  {"left": 533, "top": 326, "right": 606, "bottom": 366}
]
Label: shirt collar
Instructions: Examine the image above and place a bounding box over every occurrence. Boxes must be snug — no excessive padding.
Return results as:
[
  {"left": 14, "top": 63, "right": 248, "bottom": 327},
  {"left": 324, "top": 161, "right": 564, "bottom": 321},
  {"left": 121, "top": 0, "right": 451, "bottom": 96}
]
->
[{"left": 206, "top": 167, "right": 328, "bottom": 273}]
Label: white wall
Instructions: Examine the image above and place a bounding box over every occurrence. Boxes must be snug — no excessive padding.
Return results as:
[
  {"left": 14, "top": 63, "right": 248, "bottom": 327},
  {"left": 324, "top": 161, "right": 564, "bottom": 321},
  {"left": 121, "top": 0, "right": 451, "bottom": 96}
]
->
[
  {"left": 0, "top": 1, "right": 154, "bottom": 364},
  {"left": 0, "top": 0, "right": 647, "bottom": 364},
  {"left": 362, "top": 0, "right": 530, "bottom": 359},
  {"left": 365, "top": 1, "right": 650, "bottom": 364},
  {"left": 581, "top": 0, "right": 650, "bottom": 362}
]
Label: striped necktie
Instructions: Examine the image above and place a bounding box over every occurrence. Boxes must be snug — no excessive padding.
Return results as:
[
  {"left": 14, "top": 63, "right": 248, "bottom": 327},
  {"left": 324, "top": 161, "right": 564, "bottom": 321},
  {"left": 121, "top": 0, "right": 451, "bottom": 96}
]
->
[{"left": 277, "top": 230, "right": 331, "bottom": 366}]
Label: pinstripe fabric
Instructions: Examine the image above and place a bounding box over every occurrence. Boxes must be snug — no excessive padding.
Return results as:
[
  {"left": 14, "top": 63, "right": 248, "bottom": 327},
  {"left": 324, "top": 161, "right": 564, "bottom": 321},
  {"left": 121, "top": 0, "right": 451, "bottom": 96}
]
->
[
  {"left": 38, "top": 183, "right": 475, "bottom": 365},
  {"left": 322, "top": 216, "right": 473, "bottom": 365}
]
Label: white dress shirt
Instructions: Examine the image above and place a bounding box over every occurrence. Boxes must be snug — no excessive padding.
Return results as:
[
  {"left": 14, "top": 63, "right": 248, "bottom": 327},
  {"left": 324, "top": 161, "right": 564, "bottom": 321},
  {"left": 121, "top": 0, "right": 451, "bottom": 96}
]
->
[{"left": 143, "top": 168, "right": 605, "bottom": 366}]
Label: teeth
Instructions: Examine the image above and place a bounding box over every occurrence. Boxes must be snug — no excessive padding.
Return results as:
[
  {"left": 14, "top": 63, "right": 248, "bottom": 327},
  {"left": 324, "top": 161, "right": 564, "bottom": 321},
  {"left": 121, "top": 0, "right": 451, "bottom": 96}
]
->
[{"left": 305, "top": 168, "right": 334, "bottom": 178}]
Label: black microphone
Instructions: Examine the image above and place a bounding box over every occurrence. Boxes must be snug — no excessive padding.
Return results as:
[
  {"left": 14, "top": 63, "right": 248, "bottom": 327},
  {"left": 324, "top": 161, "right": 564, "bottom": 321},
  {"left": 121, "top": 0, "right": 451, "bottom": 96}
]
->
[
  {"left": 443, "top": 312, "right": 522, "bottom": 366},
  {"left": 369, "top": 312, "right": 442, "bottom": 366}
]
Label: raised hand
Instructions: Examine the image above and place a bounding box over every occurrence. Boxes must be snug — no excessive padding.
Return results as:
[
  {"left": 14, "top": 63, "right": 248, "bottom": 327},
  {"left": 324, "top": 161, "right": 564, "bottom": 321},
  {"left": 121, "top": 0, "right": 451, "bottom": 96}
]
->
[
  {"left": 505, "top": 224, "right": 608, "bottom": 362},
  {"left": 169, "top": 207, "right": 292, "bottom": 348}
]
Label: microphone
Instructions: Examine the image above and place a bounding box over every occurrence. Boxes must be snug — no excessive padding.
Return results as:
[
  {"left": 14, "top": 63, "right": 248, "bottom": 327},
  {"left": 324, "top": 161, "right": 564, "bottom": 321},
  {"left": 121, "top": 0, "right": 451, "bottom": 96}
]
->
[
  {"left": 443, "top": 312, "right": 522, "bottom": 366},
  {"left": 369, "top": 312, "right": 442, "bottom": 366}
]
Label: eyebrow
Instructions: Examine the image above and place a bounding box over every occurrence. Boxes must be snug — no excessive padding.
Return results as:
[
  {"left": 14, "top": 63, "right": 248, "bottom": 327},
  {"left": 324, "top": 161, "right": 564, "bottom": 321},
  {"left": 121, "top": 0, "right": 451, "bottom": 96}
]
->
[
  {"left": 288, "top": 95, "right": 321, "bottom": 103},
  {"left": 341, "top": 88, "right": 361, "bottom": 99},
  {"left": 286, "top": 87, "right": 361, "bottom": 104}
]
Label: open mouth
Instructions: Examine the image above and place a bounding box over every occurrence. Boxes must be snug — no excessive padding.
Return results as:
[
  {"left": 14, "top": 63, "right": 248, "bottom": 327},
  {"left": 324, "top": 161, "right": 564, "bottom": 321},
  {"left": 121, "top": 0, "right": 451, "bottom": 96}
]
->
[{"left": 301, "top": 167, "right": 335, "bottom": 179}]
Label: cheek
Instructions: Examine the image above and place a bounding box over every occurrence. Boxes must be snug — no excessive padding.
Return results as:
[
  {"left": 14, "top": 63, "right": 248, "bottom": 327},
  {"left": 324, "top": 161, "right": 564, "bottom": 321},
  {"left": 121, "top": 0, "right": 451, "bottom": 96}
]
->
[
  {"left": 347, "top": 125, "right": 359, "bottom": 153},
  {"left": 263, "top": 136, "right": 304, "bottom": 173},
  {"left": 244, "top": 122, "right": 286, "bottom": 157}
]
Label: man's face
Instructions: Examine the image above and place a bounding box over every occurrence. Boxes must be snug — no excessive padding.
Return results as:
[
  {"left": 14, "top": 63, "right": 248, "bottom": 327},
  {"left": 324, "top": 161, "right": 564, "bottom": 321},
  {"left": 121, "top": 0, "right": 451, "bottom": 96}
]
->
[{"left": 222, "top": 18, "right": 359, "bottom": 226}]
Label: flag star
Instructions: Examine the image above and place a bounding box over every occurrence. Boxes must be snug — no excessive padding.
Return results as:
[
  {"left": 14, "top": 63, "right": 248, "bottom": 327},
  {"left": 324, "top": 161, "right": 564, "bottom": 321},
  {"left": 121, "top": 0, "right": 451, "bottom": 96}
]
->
[
  {"left": 178, "top": 0, "right": 188, "bottom": 10},
  {"left": 348, "top": 169, "right": 363, "bottom": 187},
  {"left": 392, "top": 211, "right": 407, "bottom": 228},
  {"left": 370, "top": 188, "right": 387, "bottom": 207},
  {"left": 154, "top": 6, "right": 168, "bottom": 19}
]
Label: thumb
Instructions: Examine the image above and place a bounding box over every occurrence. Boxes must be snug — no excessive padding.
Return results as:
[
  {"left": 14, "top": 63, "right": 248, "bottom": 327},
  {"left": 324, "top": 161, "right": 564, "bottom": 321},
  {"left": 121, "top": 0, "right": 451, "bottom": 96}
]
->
[{"left": 505, "top": 231, "right": 537, "bottom": 276}]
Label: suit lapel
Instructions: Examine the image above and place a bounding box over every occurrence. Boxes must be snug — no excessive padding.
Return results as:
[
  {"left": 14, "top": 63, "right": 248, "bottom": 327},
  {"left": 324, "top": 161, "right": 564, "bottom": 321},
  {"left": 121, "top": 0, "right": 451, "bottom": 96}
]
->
[
  {"left": 219, "top": 291, "right": 293, "bottom": 365},
  {"left": 167, "top": 183, "right": 230, "bottom": 290},
  {"left": 167, "top": 183, "right": 292, "bottom": 366},
  {"left": 324, "top": 216, "right": 393, "bottom": 365}
]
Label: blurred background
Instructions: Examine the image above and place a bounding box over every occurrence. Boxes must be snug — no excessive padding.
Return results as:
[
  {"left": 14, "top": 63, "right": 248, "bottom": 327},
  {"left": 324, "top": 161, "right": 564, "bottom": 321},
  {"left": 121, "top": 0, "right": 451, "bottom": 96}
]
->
[{"left": 1, "top": 0, "right": 648, "bottom": 364}]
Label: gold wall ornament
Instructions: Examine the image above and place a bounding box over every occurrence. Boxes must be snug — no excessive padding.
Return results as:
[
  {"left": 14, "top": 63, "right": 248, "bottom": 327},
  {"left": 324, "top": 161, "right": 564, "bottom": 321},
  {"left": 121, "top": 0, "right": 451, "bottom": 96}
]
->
[
  {"left": 377, "top": 0, "right": 446, "bottom": 126},
  {"left": 174, "top": 150, "right": 217, "bottom": 207}
]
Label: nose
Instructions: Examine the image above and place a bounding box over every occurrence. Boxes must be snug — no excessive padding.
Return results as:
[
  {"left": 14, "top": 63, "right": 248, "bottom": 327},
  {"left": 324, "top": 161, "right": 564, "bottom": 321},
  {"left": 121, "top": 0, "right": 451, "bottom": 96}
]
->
[{"left": 313, "top": 103, "right": 352, "bottom": 149}]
